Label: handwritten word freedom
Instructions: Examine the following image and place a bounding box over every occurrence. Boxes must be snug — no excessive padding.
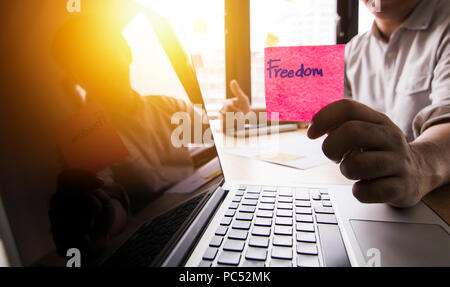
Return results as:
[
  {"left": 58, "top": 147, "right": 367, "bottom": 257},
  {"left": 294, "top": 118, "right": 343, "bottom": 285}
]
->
[{"left": 266, "top": 59, "right": 323, "bottom": 79}]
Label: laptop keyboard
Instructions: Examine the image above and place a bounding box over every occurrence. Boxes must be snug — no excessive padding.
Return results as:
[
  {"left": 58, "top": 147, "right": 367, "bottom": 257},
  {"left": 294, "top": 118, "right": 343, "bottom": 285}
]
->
[
  {"left": 103, "top": 192, "right": 207, "bottom": 267},
  {"left": 198, "top": 185, "right": 345, "bottom": 267}
]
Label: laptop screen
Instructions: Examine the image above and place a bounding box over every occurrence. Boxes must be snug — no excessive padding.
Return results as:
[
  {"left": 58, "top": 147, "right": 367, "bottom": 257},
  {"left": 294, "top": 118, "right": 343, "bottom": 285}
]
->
[{"left": 0, "top": 1, "right": 223, "bottom": 266}]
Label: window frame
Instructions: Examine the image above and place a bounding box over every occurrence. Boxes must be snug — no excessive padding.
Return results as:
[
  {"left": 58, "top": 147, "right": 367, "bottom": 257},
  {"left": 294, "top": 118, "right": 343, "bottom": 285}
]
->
[{"left": 225, "top": 0, "right": 359, "bottom": 103}]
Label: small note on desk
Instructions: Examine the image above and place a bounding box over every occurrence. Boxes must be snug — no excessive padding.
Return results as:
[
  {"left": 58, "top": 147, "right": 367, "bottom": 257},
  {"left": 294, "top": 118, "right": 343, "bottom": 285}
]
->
[
  {"left": 265, "top": 45, "right": 345, "bottom": 122},
  {"left": 56, "top": 103, "right": 129, "bottom": 173}
]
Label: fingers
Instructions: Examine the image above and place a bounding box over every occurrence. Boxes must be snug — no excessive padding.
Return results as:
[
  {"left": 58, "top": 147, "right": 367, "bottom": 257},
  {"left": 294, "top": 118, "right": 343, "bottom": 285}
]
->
[
  {"left": 340, "top": 151, "right": 401, "bottom": 180},
  {"left": 352, "top": 177, "right": 402, "bottom": 204},
  {"left": 307, "top": 99, "right": 391, "bottom": 139},
  {"left": 230, "top": 79, "right": 246, "bottom": 100},
  {"left": 322, "top": 121, "right": 403, "bottom": 162}
]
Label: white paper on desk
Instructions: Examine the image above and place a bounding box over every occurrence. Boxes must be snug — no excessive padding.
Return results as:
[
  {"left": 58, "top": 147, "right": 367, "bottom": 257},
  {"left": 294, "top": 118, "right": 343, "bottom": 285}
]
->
[
  {"left": 224, "top": 137, "right": 330, "bottom": 170},
  {"left": 165, "top": 157, "right": 222, "bottom": 194}
]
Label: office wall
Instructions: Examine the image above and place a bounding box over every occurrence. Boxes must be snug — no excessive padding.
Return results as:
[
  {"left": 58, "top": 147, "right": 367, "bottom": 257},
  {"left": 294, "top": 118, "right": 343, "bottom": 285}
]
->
[{"left": 0, "top": 1, "right": 74, "bottom": 265}]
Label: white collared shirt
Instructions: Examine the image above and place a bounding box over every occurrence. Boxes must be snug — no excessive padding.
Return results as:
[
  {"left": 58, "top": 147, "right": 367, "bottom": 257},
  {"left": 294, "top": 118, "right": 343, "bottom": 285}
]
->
[{"left": 345, "top": 0, "right": 450, "bottom": 141}]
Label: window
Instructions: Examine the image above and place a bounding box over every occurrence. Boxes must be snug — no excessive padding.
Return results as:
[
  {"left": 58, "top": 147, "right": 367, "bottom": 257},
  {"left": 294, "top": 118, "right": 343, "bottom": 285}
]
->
[
  {"left": 250, "top": 0, "right": 339, "bottom": 108},
  {"left": 122, "top": 0, "right": 226, "bottom": 108},
  {"left": 358, "top": 1, "right": 375, "bottom": 35}
]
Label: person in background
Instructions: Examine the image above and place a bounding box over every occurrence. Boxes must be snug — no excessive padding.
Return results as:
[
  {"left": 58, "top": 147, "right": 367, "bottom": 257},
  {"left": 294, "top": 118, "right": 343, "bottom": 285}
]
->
[
  {"left": 49, "top": 14, "right": 244, "bottom": 261},
  {"left": 225, "top": 0, "right": 450, "bottom": 208}
]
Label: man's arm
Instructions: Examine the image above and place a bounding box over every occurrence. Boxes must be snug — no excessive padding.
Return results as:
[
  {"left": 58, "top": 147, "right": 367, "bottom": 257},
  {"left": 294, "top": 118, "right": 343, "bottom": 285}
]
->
[{"left": 410, "top": 122, "right": 450, "bottom": 196}]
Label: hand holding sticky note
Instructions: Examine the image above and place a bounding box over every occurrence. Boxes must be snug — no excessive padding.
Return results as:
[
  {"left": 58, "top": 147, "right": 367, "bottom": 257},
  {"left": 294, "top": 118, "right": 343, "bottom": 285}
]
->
[
  {"left": 56, "top": 103, "right": 129, "bottom": 173},
  {"left": 265, "top": 45, "right": 345, "bottom": 122}
]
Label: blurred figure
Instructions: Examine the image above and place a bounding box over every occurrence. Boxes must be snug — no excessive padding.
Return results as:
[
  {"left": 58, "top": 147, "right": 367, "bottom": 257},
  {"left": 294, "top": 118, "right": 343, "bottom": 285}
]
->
[{"left": 50, "top": 15, "right": 200, "bottom": 261}]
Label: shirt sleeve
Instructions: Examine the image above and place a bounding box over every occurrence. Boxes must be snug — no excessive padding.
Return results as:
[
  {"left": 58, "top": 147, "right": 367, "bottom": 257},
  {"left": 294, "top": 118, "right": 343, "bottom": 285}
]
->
[{"left": 413, "top": 26, "right": 450, "bottom": 138}]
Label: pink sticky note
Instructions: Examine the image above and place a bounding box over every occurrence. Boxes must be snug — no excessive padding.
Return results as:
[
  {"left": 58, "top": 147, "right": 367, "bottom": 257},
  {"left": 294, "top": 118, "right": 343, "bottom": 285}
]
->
[
  {"left": 56, "top": 103, "right": 130, "bottom": 173},
  {"left": 265, "top": 45, "right": 345, "bottom": 121}
]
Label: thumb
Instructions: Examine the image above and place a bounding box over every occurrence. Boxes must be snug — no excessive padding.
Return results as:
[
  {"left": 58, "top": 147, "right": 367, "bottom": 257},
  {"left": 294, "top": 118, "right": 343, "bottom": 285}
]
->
[{"left": 230, "top": 80, "right": 247, "bottom": 101}]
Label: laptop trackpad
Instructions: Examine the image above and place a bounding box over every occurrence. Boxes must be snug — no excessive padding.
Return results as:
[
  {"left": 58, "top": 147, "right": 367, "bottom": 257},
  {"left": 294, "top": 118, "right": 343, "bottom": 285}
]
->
[{"left": 350, "top": 220, "right": 450, "bottom": 266}]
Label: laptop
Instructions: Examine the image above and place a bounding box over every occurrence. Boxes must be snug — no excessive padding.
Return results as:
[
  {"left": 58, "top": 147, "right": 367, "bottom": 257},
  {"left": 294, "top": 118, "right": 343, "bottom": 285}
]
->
[{"left": 0, "top": 2, "right": 449, "bottom": 268}]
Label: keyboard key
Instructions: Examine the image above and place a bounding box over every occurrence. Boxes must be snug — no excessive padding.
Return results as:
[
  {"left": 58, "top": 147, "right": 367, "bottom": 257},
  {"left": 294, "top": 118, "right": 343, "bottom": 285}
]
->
[
  {"left": 311, "top": 192, "right": 321, "bottom": 201},
  {"left": 239, "top": 205, "right": 256, "bottom": 213},
  {"left": 198, "top": 260, "right": 212, "bottom": 267},
  {"left": 275, "top": 217, "right": 293, "bottom": 226},
  {"left": 229, "top": 202, "right": 239, "bottom": 209},
  {"left": 218, "top": 251, "right": 241, "bottom": 266},
  {"left": 316, "top": 214, "right": 338, "bottom": 225},
  {"left": 321, "top": 194, "right": 331, "bottom": 200},
  {"left": 238, "top": 185, "right": 247, "bottom": 191},
  {"left": 251, "top": 226, "right": 271, "bottom": 237},
  {"left": 295, "top": 188, "right": 310, "bottom": 201},
  {"left": 245, "top": 247, "right": 267, "bottom": 261},
  {"left": 297, "top": 254, "right": 320, "bottom": 267},
  {"left": 261, "top": 191, "right": 276, "bottom": 198},
  {"left": 296, "top": 214, "right": 314, "bottom": 223},
  {"left": 295, "top": 207, "right": 312, "bottom": 215},
  {"left": 246, "top": 186, "right": 261, "bottom": 194},
  {"left": 273, "top": 236, "right": 293, "bottom": 247},
  {"left": 245, "top": 193, "right": 259, "bottom": 200},
  {"left": 314, "top": 188, "right": 328, "bottom": 195},
  {"left": 236, "top": 212, "right": 254, "bottom": 221},
  {"left": 232, "top": 220, "right": 251, "bottom": 230},
  {"left": 271, "top": 246, "right": 293, "bottom": 259},
  {"left": 270, "top": 259, "right": 292, "bottom": 267},
  {"left": 235, "top": 190, "right": 244, "bottom": 196},
  {"left": 209, "top": 236, "right": 224, "bottom": 247},
  {"left": 249, "top": 236, "right": 270, "bottom": 248},
  {"left": 228, "top": 229, "right": 249, "bottom": 240},
  {"left": 254, "top": 217, "right": 272, "bottom": 226},
  {"left": 215, "top": 225, "right": 228, "bottom": 236},
  {"left": 295, "top": 201, "right": 311, "bottom": 207},
  {"left": 225, "top": 209, "right": 236, "bottom": 217},
  {"left": 223, "top": 239, "right": 245, "bottom": 252},
  {"left": 202, "top": 247, "right": 218, "bottom": 260},
  {"left": 277, "top": 197, "right": 293, "bottom": 203},
  {"left": 220, "top": 217, "right": 232, "bottom": 226},
  {"left": 276, "top": 210, "right": 293, "bottom": 217},
  {"left": 232, "top": 196, "right": 242, "bottom": 202},
  {"left": 297, "top": 242, "right": 318, "bottom": 255},
  {"left": 243, "top": 260, "right": 265, "bottom": 267},
  {"left": 296, "top": 232, "right": 316, "bottom": 243},
  {"left": 260, "top": 197, "right": 276, "bottom": 204},
  {"left": 262, "top": 186, "right": 277, "bottom": 192},
  {"left": 322, "top": 200, "right": 332, "bottom": 207},
  {"left": 259, "top": 203, "right": 275, "bottom": 210},
  {"left": 256, "top": 210, "right": 273, "bottom": 218},
  {"left": 274, "top": 226, "right": 292, "bottom": 235},
  {"left": 242, "top": 199, "right": 258, "bottom": 206},
  {"left": 317, "top": 224, "right": 350, "bottom": 267},
  {"left": 277, "top": 203, "right": 293, "bottom": 210},
  {"left": 296, "top": 223, "right": 315, "bottom": 232},
  {"left": 278, "top": 187, "right": 293, "bottom": 197},
  {"left": 314, "top": 206, "right": 334, "bottom": 214}
]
